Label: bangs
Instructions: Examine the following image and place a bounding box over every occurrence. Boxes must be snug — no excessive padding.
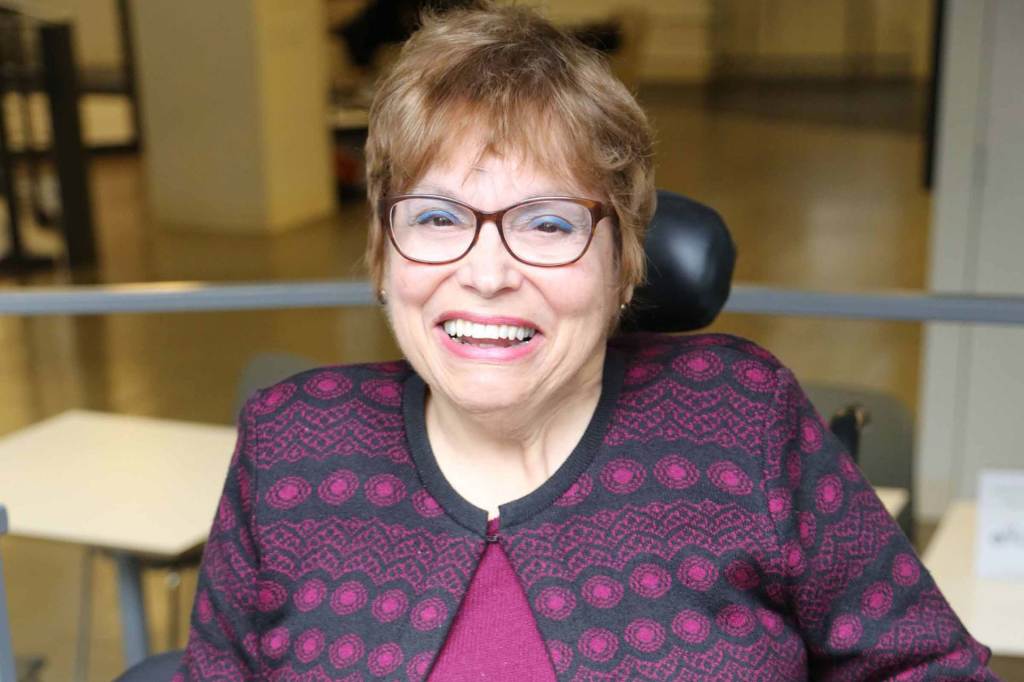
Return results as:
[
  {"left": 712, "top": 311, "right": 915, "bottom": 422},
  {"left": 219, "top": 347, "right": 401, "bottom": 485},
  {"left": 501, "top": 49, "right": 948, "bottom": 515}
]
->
[{"left": 383, "top": 97, "right": 602, "bottom": 202}]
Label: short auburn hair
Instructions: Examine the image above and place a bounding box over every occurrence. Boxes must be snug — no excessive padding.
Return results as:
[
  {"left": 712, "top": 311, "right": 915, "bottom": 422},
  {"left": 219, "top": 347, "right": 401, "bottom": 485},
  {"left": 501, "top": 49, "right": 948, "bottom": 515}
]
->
[{"left": 364, "top": 3, "right": 656, "bottom": 303}]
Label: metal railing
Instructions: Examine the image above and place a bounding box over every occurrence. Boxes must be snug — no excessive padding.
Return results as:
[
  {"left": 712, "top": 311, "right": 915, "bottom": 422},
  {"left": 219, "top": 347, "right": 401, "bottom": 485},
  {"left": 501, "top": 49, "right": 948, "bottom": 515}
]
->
[{"left": 1, "top": 280, "right": 1024, "bottom": 325}]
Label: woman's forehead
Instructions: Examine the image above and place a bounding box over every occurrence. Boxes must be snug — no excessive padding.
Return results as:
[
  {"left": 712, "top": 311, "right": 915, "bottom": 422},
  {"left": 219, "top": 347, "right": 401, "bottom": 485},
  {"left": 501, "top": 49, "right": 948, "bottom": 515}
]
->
[{"left": 408, "top": 128, "right": 594, "bottom": 200}]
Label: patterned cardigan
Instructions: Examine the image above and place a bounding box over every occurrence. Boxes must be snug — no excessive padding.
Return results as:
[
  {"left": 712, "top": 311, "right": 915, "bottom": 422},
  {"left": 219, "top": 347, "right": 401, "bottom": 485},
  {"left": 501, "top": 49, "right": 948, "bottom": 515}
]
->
[{"left": 176, "top": 333, "right": 997, "bottom": 681}]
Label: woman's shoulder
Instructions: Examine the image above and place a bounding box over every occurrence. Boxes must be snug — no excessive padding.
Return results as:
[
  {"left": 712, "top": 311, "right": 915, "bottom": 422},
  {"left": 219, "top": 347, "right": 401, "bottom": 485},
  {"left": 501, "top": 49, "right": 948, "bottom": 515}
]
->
[
  {"left": 239, "top": 359, "right": 415, "bottom": 422},
  {"left": 610, "top": 331, "right": 787, "bottom": 381}
]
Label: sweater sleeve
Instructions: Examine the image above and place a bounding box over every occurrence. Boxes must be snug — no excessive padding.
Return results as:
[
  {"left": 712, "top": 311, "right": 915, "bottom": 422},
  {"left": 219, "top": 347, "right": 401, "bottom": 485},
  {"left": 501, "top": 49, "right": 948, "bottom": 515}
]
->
[
  {"left": 175, "top": 395, "right": 263, "bottom": 681},
  {"left": 762, "top": 367, "right": 999, "bottom": 681}
]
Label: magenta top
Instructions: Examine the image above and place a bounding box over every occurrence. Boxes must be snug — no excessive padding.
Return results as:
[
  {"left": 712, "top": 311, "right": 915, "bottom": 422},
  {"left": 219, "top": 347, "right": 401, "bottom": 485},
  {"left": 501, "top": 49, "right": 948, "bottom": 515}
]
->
[{"left": 427, "top": 518, "right": 557, "bottom": 680}]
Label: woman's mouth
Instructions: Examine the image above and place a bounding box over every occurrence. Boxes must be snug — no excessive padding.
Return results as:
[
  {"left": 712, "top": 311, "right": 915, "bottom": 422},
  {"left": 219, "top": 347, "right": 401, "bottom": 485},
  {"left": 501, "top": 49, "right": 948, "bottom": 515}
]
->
[{"left": 441, "top": 319, "right": 537, "bottom": 348}]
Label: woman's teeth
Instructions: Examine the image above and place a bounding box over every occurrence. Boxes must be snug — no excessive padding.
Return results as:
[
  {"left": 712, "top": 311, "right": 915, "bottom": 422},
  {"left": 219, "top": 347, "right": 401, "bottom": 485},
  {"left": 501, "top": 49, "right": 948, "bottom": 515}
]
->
[{"left": 442, "top": 319, "right": 536, "bottom": 343}]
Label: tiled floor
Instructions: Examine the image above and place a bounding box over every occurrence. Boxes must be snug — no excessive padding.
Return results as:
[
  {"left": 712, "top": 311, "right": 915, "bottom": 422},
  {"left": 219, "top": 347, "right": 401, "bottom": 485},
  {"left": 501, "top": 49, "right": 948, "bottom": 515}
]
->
[{"left": 2, "top": 83, "right": 1020, "bottom": 680}]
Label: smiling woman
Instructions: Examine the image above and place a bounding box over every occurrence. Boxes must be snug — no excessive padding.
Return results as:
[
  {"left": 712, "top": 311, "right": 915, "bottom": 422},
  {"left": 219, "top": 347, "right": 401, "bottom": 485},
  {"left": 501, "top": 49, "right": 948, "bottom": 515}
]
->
[{"left": 170, "top": 4, "right": 998, "bottom": 681}]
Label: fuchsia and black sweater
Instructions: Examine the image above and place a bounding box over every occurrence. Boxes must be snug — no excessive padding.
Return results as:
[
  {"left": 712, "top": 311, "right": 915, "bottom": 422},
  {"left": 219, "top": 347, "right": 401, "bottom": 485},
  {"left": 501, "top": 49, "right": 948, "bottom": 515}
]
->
[{"left": 177, "top": 333, "right": 997, "bottom": 681}]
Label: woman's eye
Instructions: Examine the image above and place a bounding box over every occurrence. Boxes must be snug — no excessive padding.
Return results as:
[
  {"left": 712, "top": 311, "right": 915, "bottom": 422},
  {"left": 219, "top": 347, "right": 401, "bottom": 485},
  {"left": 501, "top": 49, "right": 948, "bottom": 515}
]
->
[
  {"left": 414, "top": 211, "right": 458, "bottom": 227},
  {"left": 528, "top": 216, "right": 574, "bottom": 234}
]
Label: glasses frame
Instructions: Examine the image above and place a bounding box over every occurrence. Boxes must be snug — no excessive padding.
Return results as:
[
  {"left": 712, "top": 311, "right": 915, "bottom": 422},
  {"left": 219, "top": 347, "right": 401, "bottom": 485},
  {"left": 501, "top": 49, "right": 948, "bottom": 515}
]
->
[{"left": 380, "top": 194, "right": 615, "bottom": 267}]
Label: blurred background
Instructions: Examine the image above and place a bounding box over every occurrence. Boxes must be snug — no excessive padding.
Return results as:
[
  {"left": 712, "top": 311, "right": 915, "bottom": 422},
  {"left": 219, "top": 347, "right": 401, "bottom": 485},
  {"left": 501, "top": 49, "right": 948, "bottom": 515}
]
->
[{"left": 0, "top": 0, "right": 1021, "bottom": 680}]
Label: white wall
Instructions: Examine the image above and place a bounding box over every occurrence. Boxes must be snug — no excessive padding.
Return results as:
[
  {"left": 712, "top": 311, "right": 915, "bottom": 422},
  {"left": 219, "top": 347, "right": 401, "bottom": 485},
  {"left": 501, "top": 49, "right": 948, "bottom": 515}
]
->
[{"left": 917, "top": 0, "right": 1024, "bottom": 520}]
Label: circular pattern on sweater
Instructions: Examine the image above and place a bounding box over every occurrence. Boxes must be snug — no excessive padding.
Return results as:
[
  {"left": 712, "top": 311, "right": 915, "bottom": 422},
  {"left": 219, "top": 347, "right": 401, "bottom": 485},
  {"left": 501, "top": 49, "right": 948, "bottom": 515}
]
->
[
  {"left": 303, "top": 371, "right": 352, "bottom": 399},
  {"left": 756, "top": 608, "right": 784, "bottom": 636},
  {"left": 367, "top": 642, "right": 403, "bottom": 676},
  {"left": 365, "top": 473, "right": 407, "bottom": 507},
  {"left": 329, "top": 634, "right": 364, "bottom": 669},
  {"left": 411, "top": 597, "right": 448, "bottom": 631},
  {"left": 261, "top": 627, "right": 290, "bottom": 659},
  {"left": 625, "top": 619, "right": 665, "bottom": 653},
  {"left": 767, "top": 489, "right": 792, "bottom": 520},
  {"left": 330, "top": 581, "right": 368, "bottom": 616},
  {"left": 672, "top": 610, "right": 711, "bottom": 644},
  {"left": 319, "top": 469, "right": 359, "bottom": 506},
  {"left": 196, "top": 590, "right": 213, "bottom": 623},
  {"left": 708, "top": 461, "right": 753, "bottom": 495},
  {"left": 839, "top": 455, "right": 860, "bottom": 481},
  {"left": 293, "top": 579, "right": 326, "bottom": 612},
  {"left": 406, "top": 652, "right": 434, "bottom": 682},
  {"left": 797, "top": 512, "right": 818, "bottom": 548},
  {"left": 828, "top": 614, "right": 863, "bottom": 649},
  {"left": 783, "top": 542, "right": 806, "bottom": 577},
  {"left": 411, "top": 489, "right": 444, "bottom": 517},
  {"left": 547, "top": 640, "right": 573, "bottom": 673},
  {"left": 716, "top": 604, "right": 755, "bottom": 637},
  {"left": 630, "top": 563, "right": 671, "bottom": 599},
  {"left": 732, "top": 360, "right": 776, "bottom": 392},
  {"left": 625, "top": 362, "right": 662, "bottom": 385},
  {"left": 725, "top": 560, "right": 760, "bottom": 590},
  {"left": 800, "top": 417, "right": 824, "bottom": 453},
  {"left": 266, "top": 476, "right": 311, "bottom": 510},
  {"left": 678, "top": 556, "right": 718, "bottom": 591},
  {"left": 673, "top": 350, "right": 723, "bottom": 381},
  {"left": 256, "top": 580, "right": 287, "bottom": 612},
  {"left": 371, "top": 589, "right": 408, "bottom": 623},
  {"left": 362, "top": 378, "right": 402, "bottom": 406},
  {"left": 861, "top": 581, "right": 893, "bottom": 619},
  {"left": 582, "top": 575, "right": 623, "bottom": 608},
  {"left": 251, "top": 384, "right": 295, "bottom": 415},
  {"left": 654, "top": 455, "right": 699, "bottom": 490},
  {"left": 536, "top": 586, "right": 576, "bottom": 620},
  {"left": 815, "top": 474, "right": 844, "bottom": 514},
  {"left": 555, "top": 473, "right": 593, "bottom": 506},
  {"left": 601, "top": 458, "right": 646, "bottom": 494},
  {"left": 892, "top": 553, "right": 920, "bottom": 586},
  {"left": 578, "top": 628, "right": 618, "bottom": 663},
  {"left": 295, "top": 629, "right": 325, "bottom": 664}
]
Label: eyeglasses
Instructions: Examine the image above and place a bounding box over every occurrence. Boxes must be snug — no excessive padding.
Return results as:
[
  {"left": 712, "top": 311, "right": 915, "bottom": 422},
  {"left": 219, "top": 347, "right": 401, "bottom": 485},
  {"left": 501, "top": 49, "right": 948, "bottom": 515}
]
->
[{"left": 380, "top": 194, "right": 614, "bottom": 267}]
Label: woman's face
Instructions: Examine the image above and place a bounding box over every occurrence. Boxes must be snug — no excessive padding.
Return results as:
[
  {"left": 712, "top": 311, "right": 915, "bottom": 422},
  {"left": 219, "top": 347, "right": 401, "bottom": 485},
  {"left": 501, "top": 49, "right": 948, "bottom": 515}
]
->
[{"left": 383, "top": 139, "right": 621, "bottom": 417}]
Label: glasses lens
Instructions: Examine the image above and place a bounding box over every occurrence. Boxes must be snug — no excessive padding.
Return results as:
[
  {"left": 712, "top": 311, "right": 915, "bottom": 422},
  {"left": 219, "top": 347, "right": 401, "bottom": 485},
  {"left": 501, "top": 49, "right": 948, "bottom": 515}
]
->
[
  {"left": 389, "top": 197, "right": 476, "bottom": 262},
  {"left": 503, "top": 200, "right": 594, "bottom": 265}
]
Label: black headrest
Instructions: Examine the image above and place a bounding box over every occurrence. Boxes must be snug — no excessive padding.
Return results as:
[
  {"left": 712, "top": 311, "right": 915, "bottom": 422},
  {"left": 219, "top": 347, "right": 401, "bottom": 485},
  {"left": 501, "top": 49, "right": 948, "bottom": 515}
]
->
[{"left": 623, "top": 190, "right": 736, "bottom": 333}]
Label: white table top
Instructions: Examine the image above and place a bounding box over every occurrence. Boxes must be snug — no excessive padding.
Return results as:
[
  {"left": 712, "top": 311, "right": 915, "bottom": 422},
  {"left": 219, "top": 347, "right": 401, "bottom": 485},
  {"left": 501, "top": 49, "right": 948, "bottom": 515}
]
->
[
  {"left": 875, "top": 486, "right": 908, "bottom": 519},
  {"left": 923, "top": 499, "right": 1024, "bottom": 657},
  {"left": 0, "top": 410, "right": 236, "bottom": 557}
]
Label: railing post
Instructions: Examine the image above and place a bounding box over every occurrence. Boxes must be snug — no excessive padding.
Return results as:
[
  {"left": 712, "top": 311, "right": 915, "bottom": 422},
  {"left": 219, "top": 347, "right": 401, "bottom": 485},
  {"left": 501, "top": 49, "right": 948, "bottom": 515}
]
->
[{"left": 40, "top": 22, "right": 97, "bottom": 270}]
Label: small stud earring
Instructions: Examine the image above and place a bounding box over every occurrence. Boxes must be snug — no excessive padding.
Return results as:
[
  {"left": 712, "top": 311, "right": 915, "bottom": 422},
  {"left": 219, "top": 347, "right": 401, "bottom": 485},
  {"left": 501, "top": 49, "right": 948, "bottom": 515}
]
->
[
  {"left": 378, "top": 288, "right": 387, "bottom": 304},
  {"left": 620, "top": 302, "right": 628, "bottom": 311}
]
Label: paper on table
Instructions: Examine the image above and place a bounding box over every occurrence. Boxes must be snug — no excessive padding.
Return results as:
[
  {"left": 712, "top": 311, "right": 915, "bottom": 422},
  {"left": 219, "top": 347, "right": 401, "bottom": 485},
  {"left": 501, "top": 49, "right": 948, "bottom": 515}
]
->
[{"left": 976, "top": 469, "right": 1024, "bottom": 579}]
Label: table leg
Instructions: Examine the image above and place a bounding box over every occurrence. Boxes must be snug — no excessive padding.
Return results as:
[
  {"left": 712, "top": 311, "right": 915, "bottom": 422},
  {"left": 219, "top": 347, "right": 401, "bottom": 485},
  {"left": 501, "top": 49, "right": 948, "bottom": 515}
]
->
[
  {"left": 73, "top": 547, "right": 94, "bottom": 682},
  {"left": 114, "top": 553, "right": 150, "bottom": 667}
]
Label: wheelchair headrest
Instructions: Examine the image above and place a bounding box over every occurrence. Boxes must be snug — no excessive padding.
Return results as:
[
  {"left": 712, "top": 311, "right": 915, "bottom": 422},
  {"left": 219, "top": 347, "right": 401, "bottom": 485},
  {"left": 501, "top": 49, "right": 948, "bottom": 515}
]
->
[{"left": 623, "top": 189, "right": 736, "bottom": 333}]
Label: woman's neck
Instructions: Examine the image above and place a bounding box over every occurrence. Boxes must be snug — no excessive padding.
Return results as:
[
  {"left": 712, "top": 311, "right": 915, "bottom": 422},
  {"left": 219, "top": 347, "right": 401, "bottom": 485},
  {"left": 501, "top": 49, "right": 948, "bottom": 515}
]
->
[{"left": 424, "top": 357, "right": 605, "bottom": 518}]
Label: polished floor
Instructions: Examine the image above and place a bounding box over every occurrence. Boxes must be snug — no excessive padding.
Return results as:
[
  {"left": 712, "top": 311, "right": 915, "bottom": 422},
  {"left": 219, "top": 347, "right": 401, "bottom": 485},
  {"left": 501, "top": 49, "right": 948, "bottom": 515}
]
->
[{"left": 2, "top": 83, "right": 1019, "bottom": 680}]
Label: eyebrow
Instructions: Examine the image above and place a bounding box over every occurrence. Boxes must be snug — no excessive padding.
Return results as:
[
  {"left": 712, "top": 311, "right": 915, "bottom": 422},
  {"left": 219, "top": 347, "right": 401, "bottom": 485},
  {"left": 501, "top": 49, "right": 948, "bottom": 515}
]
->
[{"left": 408, "top": 184, "right": 581, "bottom": 200}]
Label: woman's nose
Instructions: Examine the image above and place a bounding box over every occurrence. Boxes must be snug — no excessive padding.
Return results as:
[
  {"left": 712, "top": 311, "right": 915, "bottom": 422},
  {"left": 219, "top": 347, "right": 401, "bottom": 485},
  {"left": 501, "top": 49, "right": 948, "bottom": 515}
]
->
[{"left": 455, "top": 220, "right": 523, "bottom": 297}]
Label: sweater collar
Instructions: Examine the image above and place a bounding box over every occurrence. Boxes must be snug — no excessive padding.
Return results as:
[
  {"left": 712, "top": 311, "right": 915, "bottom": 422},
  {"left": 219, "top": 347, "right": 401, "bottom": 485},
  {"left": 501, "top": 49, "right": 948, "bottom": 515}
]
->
[{"left": 402, "top": 346, "right": 625, "bottom": 538}]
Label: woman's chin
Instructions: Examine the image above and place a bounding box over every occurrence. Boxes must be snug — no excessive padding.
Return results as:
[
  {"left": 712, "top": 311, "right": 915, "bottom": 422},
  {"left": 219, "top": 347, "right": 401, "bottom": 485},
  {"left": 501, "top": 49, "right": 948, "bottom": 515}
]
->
[{"left": 443, "top": 381, "right": 534, "bottom": 417}]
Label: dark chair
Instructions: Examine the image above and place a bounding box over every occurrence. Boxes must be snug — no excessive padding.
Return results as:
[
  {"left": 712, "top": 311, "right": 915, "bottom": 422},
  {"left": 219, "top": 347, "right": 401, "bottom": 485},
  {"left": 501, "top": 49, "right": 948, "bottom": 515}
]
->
[{"left": 117, "top": 189, "right": 905, "bottom": 678}]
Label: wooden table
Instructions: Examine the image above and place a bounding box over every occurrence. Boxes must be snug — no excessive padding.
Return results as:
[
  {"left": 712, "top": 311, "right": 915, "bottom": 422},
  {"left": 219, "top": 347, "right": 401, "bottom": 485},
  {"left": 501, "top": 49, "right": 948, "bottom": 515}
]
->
[
  {"left": 0, "top": 410, "right": 236, "bottom": 670},
  {"left": 923, "top": 499, "right": 1024, "bottom": 657}
]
